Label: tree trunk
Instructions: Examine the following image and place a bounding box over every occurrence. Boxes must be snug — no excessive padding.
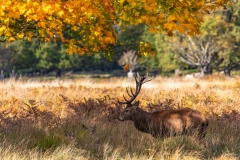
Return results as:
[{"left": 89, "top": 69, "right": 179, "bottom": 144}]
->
[
  {"left": 223, "top": 67, "right": 231, "bottom": 76},
  {"left": 200, "top": 64, "right": 212, "bottom": 76},
  {"left": 56, "top": 68, "right": 61, "bottom": 78}
]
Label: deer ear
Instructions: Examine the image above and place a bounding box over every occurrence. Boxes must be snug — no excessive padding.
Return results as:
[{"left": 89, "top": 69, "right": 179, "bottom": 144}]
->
[{"left": 134, "top": 101, "right": 140, "bottom": 108}]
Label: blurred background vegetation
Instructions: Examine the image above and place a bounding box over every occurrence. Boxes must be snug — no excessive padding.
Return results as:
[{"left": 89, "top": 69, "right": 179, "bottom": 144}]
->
[{"left": 1, "top": 2, "right": 240, "bottom": 78}]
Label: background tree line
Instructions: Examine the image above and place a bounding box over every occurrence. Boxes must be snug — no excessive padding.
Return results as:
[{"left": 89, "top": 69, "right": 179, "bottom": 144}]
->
[{"left": 1, "top": 1, "right": 240, "bottom": 77}]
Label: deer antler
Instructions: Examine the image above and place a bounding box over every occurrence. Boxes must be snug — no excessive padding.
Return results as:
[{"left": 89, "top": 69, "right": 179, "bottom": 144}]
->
[{"left": 118, "top": 72, "right": 152, "bottom": 105}]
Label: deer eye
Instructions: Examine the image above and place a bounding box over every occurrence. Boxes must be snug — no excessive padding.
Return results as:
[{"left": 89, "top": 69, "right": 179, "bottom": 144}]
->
[{"left": 125, "top": 109, "right": 129, "bottom": 113}]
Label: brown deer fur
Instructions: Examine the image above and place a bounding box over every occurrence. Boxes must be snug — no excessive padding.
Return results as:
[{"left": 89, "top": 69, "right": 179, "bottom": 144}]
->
[
  {"left": 118, "top": 73, "right": 208, "bottom": 139},
  {"left": 119, "top": 101, "right": 208, "bottom": 139}
]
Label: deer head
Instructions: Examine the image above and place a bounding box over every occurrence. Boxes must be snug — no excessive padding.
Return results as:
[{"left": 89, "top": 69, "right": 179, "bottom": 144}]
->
[{"left": 118, "top": 72, "right": 151, "bottom": 121}]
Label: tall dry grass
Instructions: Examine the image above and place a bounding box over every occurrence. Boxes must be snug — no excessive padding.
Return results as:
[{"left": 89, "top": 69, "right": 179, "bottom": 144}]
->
[{"left": 0, "top": 76, "right": 240, "bottom": 159}]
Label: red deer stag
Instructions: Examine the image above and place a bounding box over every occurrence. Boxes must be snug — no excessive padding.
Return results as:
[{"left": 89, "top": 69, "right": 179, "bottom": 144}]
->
[{"left": 118, "top": 73, "right": 208, "bottom": 139}]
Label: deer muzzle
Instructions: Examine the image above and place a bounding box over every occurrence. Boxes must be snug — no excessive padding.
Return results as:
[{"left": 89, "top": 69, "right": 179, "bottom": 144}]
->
[{"left": 118, "top": 116, "right": 125, "bottom": 121}]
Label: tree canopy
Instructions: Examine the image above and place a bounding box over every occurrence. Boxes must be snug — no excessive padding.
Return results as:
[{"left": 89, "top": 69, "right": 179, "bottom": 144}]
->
[{"left": 0, "top": 0, "right": 230, "bottom": 58}]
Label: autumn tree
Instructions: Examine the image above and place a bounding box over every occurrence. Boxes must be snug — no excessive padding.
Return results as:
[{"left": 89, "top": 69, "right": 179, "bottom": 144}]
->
[
  {"left": 170, "top": 14, "right": 230, "bottom": 76},
  {"left": 0, "top": 0, "right": 230, "bottom": 59},
  {"left": 173, "top": 36, "right": 217, "bottom": 75},
  {"left": 173, "top": 0, "right": 240, "bottom": 77}
]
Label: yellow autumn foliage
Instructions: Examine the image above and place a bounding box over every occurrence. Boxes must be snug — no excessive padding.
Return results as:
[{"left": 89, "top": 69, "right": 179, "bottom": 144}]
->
[{"left": 0, "top": 0, "right": 230, "bottom": 55}]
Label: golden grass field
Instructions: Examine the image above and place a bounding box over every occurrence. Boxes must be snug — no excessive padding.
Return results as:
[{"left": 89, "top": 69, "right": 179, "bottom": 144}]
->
[{"left": 0, "top": 75, "right": 240, "bottom": 160}]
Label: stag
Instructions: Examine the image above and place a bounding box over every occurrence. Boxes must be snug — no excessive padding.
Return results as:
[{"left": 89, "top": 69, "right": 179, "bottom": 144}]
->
[{"left": 118, "top": 73, "right": 208, "bottom": 139}]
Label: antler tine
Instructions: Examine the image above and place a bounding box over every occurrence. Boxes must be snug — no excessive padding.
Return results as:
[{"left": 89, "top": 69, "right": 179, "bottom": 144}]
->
[
  {"left": 126, "top": 87, "right": 133, "bottom": 97},
  {"left": 134, "top": 75, "right": 139, "bottom": 92},
  {"left": 141, "top": 72, "right": 153, "bottom": 84},
  {"left": 118, "top": 72, "right": 151, "bottom": 105},
  {"left": 142, "top": 77, "right": 152, "bottom": 84},
  {"left": 135, "top": 72, "right": 142, "bottom": 83},
  {"left": 123, "top": 94, "right": 129, "bottom": 102},
  {"left": 118, "top": 99, "right": 124, "bottom": 104},
  {"left": 118, "top": 94, "right": 130, "bottom": 104},
  {"left": 126, "top": 85, "right": 138, "bottom": 98},
  {"left": 130, "top": 87, "right": 135, "bottom": 96}
]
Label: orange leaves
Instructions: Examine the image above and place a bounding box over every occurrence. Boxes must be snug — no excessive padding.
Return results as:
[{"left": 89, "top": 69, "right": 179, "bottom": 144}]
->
[
  {"left": 176, "top": 25, "right": 186, "bottom": 33},
  {"left": 117, "top": 0, "right": 230, "bottom": 36},
  {"left": 8, "top": 37, "right": 16, "bottom": 42},
  {"left": 138, "top": 41, "right": 156, "bottom": 59},
  {"left": 123, "top": 64, "right": 130, "bottom": 71},
  {"left": 0, "top": 0, "right": 118, "bottom": 54},
  {"left": 164, "top": 23, "right": 177, "bottom": 31},
  {"left": 0, "top": 0, "right": 230, "bottom": 55},
  {"left": 99, "top": 0, "right": 115, "bottom": 15},
  {"left": 37, "top": 22, "right": 46, "bottom": 29}
]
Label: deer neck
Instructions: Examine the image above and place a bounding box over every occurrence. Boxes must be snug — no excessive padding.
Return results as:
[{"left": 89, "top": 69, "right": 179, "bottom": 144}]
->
[{"left": 132, "top": 108, "right": 152, "bottom": 133}]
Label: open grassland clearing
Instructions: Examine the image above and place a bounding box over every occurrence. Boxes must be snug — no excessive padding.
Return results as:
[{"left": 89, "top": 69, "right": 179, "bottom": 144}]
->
[{"left": 0, "top": 76, "right": 240, "bottom": 159}]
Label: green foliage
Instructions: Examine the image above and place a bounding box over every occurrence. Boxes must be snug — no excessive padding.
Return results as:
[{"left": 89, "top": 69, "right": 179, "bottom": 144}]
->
[
  {"left": 35, "top": 42, "right": 61, "bottom": 69},
  {"left": 140, "top": 26, "right": 180, "bottom": 73},
  {"left": 118, "top": 24, "right": 145, "bottom": 52},
  {"left": 34, "top": 133, "right": 63, "bottom": 152},
  {"left": 9, "top": 39, "right": 39, "bottom": 70},
  {"left": 0, "top": 43, "right": 14, "bottom": 72},
  {"left": 0, "top": 39, "right": 121, "bottom": 74},
  {"left": 216, "top": 2, "right": 240, "bottom": 75}
]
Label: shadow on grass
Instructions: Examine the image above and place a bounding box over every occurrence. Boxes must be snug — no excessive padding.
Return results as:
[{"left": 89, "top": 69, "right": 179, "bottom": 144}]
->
[{"left": 0, "top": 97, "right": 240, "bottom": 159}]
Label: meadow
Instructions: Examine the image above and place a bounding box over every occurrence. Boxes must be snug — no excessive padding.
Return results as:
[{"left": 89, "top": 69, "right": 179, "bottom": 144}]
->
[{"left": 0, "top": 75, "right": 240, "bottom": 160}]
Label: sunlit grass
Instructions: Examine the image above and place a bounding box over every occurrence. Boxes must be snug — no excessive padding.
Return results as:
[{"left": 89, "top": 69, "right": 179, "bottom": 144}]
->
[{"left": 0, "top": 75, "right": 240, "bottom": 159}]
